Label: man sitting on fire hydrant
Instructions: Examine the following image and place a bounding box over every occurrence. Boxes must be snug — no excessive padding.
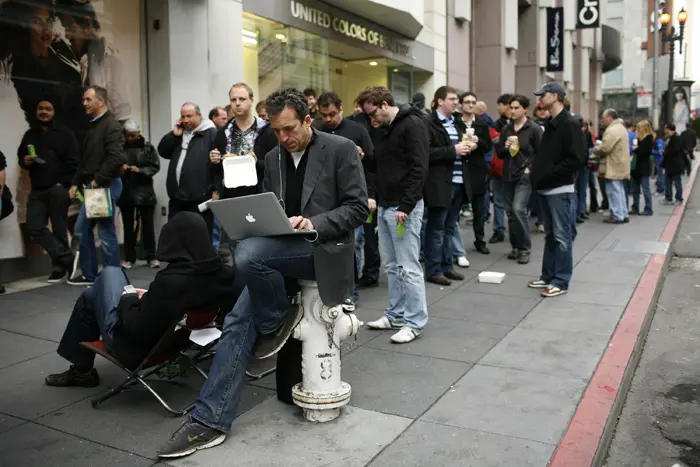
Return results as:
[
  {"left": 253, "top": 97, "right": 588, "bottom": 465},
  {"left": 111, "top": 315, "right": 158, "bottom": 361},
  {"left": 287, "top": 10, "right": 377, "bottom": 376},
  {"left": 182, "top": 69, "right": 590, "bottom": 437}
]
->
[{"left": 157, "top": 87, "right": 369, "bottom": 459}]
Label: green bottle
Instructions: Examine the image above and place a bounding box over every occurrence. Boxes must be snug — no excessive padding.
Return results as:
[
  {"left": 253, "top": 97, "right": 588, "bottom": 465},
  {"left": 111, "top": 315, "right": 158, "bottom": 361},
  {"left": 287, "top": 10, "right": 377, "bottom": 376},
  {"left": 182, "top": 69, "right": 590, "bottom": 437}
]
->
[
  {"left": 366, "top": 212, "right": 373, "bottom": 223},
  {"left": 27, "top": 144, "right": 37, "bottom": 158},
  {"left": 76, "top": 190, "right": 84, "bottom": 203},
  {"left": 396, "top": 222, "right": 405, "bottom": 237}
]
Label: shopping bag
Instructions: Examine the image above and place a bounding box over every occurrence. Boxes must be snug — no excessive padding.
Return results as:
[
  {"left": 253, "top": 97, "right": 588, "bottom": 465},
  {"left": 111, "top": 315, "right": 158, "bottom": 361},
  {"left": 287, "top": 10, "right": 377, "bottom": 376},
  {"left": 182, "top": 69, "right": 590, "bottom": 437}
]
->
[{"left": 84, "top": 187, "right": 113, "bottom": 219}]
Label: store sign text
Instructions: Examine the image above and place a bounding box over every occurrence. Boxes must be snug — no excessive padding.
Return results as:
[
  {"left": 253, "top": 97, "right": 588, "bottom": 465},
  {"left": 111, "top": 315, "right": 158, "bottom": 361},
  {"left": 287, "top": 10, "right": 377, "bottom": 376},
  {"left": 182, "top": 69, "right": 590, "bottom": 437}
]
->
[{"left": 290, "top": 0, "right": 411, "bottom": 57}]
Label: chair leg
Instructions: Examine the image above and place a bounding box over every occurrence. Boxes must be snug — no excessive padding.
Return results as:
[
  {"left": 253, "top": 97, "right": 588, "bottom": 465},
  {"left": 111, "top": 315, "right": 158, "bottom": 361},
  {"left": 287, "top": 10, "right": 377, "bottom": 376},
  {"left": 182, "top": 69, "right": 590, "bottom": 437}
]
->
[
  {"left": 135, "top": 375, "right": 193, "bottom": 417},
  {"left": 91, "top": 376, "right": 139, "bottom": 408},
  {"left": 246, "top": 367, "right": 277, "bottom": 380}
]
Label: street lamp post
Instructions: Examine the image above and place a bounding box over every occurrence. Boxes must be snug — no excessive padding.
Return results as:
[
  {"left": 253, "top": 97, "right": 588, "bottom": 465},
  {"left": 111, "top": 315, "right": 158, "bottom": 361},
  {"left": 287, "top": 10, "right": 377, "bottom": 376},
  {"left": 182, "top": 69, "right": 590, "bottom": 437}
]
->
[
  {"left": 631, "top": 82, "right": 637, "bottom": 123},
  {"left": 659, "top": 7, "right": 688, "bottom": 126}
]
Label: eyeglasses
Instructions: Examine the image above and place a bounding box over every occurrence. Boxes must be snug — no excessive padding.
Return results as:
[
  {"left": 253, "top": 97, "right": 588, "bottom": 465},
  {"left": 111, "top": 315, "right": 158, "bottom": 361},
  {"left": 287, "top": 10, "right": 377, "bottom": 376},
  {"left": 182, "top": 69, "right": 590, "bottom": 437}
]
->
[
  {"left": 463, "top": 100, "right": 477, "bottom": 105},
  {"left": 366, "top": 106, "right": 380, "bottom": 118}
]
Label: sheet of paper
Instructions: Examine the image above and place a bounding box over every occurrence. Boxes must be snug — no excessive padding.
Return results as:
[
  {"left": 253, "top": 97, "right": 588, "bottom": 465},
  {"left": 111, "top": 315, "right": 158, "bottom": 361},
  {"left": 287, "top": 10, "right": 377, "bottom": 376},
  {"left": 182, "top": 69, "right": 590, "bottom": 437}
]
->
[{"left": 189, "top": 327, "right": 222, "bottom": 346}]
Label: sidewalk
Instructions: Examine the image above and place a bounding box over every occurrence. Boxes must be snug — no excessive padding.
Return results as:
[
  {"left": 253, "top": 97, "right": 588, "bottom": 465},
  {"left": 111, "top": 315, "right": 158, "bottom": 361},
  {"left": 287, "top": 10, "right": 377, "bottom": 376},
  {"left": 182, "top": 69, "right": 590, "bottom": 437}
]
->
[{"left": 0, "top": 176, "right": 692, "bottom": 466}]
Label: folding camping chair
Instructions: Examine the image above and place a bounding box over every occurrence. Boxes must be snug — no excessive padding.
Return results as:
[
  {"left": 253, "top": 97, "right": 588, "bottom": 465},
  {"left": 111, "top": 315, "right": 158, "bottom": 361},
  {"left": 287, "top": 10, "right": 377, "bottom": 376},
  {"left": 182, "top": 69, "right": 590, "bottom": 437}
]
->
[{"left": 80, "top": 306, "right": 221, "bottom": 416}]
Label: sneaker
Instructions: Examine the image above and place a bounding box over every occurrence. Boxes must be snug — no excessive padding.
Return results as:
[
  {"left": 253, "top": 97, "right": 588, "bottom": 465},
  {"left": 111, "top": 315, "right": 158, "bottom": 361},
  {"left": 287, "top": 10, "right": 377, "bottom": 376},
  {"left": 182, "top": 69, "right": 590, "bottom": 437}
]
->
[
  {"left": 507, "top": 249, "right": 519, "bottom": 260},
  {"left": 366, "top": 316, "right": 404, "bottom": 330},
  {"left": 157, "top": 421, "right": 226, "bottom": 458},
  {"left": 252, "top": 303, "right": 304, "bottom": 359},
  {"left": 488, "top": 232, "right": 505, "bottom": 244},
  {"left": 541, "top": 285, "right": 567, "bottom": 297},
  {"left": 67, "top": 275, "right": 94, "bottom": 287},
  {"left": 536, "top": 224, "right": 545, "bottom": 233},
  {"left": 527, "top": 279, "right": 549, "bottom": 289},
  {"left": 660, "top": 199, "right": 674, "bottom": 205},
  {"left": 149, "top": 260, "right": 161, "bottom": 269},
  {"left": 357, "top": 276, "right": 378, "bottom": 289},
  {"left": 390, "top": 326, "right": 421, "bottom": 344},
  {"left": 576, "top": 216, "right": 585, "bottom": 224},
  {"left": 47, "top": 271, "right": 67, "bottom": 284},
  {"left": 69, "top": 252, "right": 81, "bottom": 281},
  {"left": 455, "top": 256, "right": 470, "bottom": 268},
  {"left": 45, "top": 366, "right": 100, "bottom": 387},
  {"left": 121, "top": 261, "right": 133, "bottom": 269},
  {"left": 461, "top": 210, "right": 473, "bottom": 220},
  {"left": 341, "top": 297, "right": 356, "bottom": 312},
  {"left": 674, "top": 200, "right": 683, "bottom": 206},
  {"left": 517, "top": 252, "right": 530, "bottom": 264}
]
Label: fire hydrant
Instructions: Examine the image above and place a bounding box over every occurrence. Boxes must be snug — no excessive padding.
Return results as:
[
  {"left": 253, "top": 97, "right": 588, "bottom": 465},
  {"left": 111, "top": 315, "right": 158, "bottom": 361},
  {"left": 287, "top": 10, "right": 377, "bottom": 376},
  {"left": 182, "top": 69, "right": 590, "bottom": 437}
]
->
[{"left": 291, "top": 280, "right": 361, "bottom": 422}]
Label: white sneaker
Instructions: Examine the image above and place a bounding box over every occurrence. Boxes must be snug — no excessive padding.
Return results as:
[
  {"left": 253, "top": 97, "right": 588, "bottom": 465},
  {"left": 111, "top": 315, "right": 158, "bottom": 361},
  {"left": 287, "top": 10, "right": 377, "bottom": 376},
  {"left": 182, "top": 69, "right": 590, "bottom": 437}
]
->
[
  {"left": 390, "top": 326, "right": 421, "bottom": 344},
  {"left": 366, "top": 316, "right": 403, "bottom": 330},
  {"left": 456, "top": 256, "right": 470, "bottom": 268},
  {"left": 121, "top": 261, "right": 133, "bottom": 269}
]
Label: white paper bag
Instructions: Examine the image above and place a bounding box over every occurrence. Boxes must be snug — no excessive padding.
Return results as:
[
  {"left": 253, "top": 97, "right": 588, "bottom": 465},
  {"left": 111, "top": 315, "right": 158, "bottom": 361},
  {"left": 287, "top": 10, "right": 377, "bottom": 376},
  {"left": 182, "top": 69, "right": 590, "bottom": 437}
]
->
[
  {"left": 84, "top": 187, "right": 113, "bottom": 219},
  {"left": 223, "top": 155, "right": 258, "bottom": 189}
]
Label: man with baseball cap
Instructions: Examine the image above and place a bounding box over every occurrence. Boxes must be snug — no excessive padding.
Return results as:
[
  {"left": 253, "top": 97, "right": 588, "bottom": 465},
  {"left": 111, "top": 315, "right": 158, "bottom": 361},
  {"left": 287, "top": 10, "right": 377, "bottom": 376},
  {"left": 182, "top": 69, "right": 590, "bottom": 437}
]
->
[{"left": 527, "top": 83, "right": 585, "bottom": 298}]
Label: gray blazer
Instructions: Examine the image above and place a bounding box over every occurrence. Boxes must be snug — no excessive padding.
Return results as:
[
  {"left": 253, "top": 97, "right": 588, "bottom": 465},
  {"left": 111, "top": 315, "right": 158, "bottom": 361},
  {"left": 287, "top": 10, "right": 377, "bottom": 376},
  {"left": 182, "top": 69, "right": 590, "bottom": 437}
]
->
[{"left": 263, "top": 131, "right": 369, "bottom": 305}]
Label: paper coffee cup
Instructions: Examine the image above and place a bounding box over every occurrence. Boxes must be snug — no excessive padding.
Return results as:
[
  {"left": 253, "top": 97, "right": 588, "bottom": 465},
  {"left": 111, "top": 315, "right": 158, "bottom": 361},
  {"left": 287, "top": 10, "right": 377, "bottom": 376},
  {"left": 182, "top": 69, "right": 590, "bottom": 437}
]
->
[{"left": 466, "top": 128, "right": 475, "bottom": 137}]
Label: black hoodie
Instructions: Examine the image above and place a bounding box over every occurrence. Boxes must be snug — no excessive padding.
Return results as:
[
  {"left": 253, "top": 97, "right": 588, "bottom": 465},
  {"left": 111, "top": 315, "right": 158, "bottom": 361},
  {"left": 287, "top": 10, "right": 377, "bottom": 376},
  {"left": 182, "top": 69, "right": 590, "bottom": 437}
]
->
[
  {"left": 113, "top": 212, "right": 237, "bottom": 369},
  {"left": 17, "top": 122, "right": 79, "bottom": 189},
  {"left": 370, "top": 105, "right": 429, "bottom": 213},
  {"left": 497, "top": 119, "right": 543, "bottom": 182}
]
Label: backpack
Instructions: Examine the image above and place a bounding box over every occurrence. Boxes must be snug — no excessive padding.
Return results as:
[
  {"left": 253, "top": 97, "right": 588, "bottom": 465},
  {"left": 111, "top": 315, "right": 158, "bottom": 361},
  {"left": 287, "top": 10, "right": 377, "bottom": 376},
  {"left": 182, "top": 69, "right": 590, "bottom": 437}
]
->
[{"left": 1, "top": 186, "right": 14, "bottom": 221}]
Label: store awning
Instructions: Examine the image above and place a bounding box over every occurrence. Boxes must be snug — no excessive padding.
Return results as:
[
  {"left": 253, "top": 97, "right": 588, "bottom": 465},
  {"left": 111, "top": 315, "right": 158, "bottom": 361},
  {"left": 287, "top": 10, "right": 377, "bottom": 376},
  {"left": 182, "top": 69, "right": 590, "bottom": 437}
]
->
[{"left": 601, "top": 24, "right": 622, "bottom": 73}]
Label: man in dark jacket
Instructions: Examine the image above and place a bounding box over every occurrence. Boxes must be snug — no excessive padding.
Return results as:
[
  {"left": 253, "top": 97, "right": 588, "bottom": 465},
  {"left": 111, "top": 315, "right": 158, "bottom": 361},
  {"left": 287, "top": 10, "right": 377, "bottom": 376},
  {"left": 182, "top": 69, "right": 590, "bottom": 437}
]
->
[
  {"left": 314, "top": 91, "right": 379, "bottom": 296},
  {"left": 45, "top": 212, "right": 237, "bottom": 386},
  {"left": 68, "top": 85, "right": 126, "bottom": 286},
  {"left": 661, "top": 123, "right": 685, "bottom": 205},
  {"left": 424, "top": 86, "right": 472, "bottom": 286},
  {"left": 158, "top": 102, "right": 218, "bottom": 233},
  {"left": 119, "top": 119, "right": 160, "bottom": 269},
  {"left": 497, "top": 95, "right": 542, "bottom": 264},
  {"left": 358, "top": 86, "right": 429, "bottom": 344},
  {"left": 157, "top": 88, "right": 368, "bottom": 458},
  {"left": 0, "top": 150, "right": 7, "bottom": 294},
  {"left": 528, "top": 83, "right": 585, "bottom": 298},
  {"left": 18, "top": 99, "right": 79, "bottom": 282}
]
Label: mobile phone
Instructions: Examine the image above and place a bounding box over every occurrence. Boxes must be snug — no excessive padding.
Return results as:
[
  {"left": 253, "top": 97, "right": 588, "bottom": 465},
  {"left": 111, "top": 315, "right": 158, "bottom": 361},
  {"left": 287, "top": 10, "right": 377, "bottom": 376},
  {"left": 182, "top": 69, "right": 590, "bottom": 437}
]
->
[{"left": 123, "top": 285, "right": 137, "bottom": 295}]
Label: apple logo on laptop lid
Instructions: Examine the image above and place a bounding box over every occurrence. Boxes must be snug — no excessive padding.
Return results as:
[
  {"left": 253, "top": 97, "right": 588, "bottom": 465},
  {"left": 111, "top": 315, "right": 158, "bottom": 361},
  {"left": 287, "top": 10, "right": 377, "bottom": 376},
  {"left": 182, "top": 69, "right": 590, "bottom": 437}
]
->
[{"left": 245, "top": 213, "right": 256, "bottom": 223}]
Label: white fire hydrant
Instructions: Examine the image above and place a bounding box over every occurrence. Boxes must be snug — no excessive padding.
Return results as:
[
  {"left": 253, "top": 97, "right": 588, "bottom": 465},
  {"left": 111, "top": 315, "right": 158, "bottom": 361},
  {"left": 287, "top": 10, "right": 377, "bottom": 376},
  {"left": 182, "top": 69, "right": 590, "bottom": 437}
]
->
[{"left": 291, "top": 280, "right": 361, "bottom": 422}]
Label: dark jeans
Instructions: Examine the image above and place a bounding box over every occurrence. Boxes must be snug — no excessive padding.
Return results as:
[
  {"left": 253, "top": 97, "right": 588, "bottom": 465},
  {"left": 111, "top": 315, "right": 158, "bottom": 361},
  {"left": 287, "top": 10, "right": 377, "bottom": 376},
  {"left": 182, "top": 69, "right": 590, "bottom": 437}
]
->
[
  {"left": 655, "top": 161, "right": 665, "bottom": 194},
  {"left": 191, "top": 236, "right": 315, "bottom": 433},
  {"left": 168, "top": 198, "right": 214, "bottom": 235},
  {"left": 359, "top": 213, "right": 380, "bottom": 282},
  {"left": 503, "top": 176, "right": 532, "bottom": 252},
  {"left": 26, "top": 185, "right": 72, "bottom": 271},
  {"left": 121, "top": 205, "right": 156, "bottom": 263},
  {"left": 56, "top": 266, "right": 128, "bottom": 370},
  {"left": 538, "top": 192, "right": 575, "bottom": 290},
  {"left": 665, "top": 173, "right": 683, "bottom": 202},
  {"left": 631, "top": 176, "right": 653, "bottom": 214},
  {"left": 598, "top": 175, "right": 609, "bottom": 209},
  {"left": 424, "top": 206, "right": 449, "bottom": 278},
  {"left": 575, "top": 168, "right": 588, "bottom": 216},
  {"left": 588, "top": 171, "right": 599, "bottom": 212},
  {"left": 470, "top": 191, "right": 487, "bottom": 247}
]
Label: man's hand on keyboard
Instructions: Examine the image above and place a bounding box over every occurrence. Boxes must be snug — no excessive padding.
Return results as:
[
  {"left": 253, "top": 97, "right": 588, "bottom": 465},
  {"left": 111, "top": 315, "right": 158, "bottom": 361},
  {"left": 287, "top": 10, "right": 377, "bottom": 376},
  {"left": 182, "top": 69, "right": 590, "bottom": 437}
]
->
[{"left": 289, "top": 216, "right": 314, "bottom": 231}]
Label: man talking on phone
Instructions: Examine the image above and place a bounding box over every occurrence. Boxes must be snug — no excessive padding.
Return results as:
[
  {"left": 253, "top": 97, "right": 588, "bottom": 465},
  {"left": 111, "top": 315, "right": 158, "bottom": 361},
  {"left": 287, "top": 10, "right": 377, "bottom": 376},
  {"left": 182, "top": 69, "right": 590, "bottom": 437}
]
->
[{"left": 158, "top": 102, "right": 218, "bottom": 233}]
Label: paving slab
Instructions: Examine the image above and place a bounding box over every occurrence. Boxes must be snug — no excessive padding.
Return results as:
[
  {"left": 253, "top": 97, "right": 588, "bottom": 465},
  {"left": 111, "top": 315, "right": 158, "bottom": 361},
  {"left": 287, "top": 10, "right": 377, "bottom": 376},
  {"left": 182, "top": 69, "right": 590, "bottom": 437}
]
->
[
  {"left": 164, "top": 398, "right": 412, "bottom": 467},
  {"left": 357, "top": 280, "right": 467, "bottom": 310},
  {"left": 37, "top": 383, "right": 275, "bottom": 459},
  {"left": 0, "top": 422, "right": 153, "bottom": 467},
  {"left": 459, "top": 272, "right": 542, "bottom": 299},
  {"left": 556, "top": 279, "right": 635, "bottom": 307},
  {"left": 366, "top": 316, "right": 510, "bottom": 363},
  {"left": 430, "top": 290, "right": 540, "bottom": 326},
  {"left": 520, "top": 300, "right": 625, "bottom": 337},
  {"left": 573, "top": 250, "right": 650, "bottom": 285},
  {"left": 0, "top": 293, "right": 68, "bottom": 322},
  {"left": 0, "top": 413, "right": 26, "bottom": 435},
  {"left": 0, "top": 329, "right": 57, "bottom": 370},
  {"left": 422, "top": 365, "right": 587, "bottom": 445},
  {"left": 480, "top": 326, "right": 610, "bottom": 379},
  {"left": 0, "top": 309, "right": 72, "bottom": 343},
  {"left": 367, "top": 420, "right": 555, "bottom": 467},
  {"left": 341, "top": 347, "right": 471, "bottom": 418}
]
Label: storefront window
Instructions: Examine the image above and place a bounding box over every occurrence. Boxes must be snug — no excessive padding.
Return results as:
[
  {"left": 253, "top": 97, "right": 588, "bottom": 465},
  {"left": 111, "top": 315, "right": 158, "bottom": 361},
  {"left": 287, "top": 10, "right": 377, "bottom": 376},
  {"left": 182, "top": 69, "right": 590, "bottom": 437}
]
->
[{"left": 243, "top": 12, "right": 414, "bottom": 110}]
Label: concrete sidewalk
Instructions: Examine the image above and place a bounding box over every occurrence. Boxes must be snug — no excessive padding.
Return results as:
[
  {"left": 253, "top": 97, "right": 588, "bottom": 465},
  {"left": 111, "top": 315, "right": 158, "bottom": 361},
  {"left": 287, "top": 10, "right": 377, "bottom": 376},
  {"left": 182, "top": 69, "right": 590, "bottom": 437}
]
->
[{"left": 0, "top": 183, "right": 688, "bottom": 466}]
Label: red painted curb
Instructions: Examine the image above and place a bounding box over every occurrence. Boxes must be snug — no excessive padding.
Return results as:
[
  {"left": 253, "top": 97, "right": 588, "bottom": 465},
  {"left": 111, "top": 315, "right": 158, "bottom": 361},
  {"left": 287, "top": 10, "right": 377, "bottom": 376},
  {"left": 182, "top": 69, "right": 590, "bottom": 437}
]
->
[{"left": 549, "top": 164, "right": 699, "bottom": 467}]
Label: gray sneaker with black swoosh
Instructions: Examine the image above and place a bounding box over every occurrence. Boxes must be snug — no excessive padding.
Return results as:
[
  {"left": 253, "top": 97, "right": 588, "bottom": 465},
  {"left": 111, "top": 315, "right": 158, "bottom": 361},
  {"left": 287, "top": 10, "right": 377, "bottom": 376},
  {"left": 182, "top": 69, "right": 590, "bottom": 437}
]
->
[{"left": 157, "top": 421, "right": 226, "bottom": 458}]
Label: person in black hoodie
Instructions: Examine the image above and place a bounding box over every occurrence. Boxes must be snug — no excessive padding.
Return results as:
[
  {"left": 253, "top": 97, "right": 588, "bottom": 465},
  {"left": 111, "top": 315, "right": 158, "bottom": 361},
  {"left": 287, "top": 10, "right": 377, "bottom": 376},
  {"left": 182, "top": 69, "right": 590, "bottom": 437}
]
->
[
  {"left": 630, "top": 120, "right": 654, "bottom": 215},
  {"left": 661, "top": 123, "right": 685, "bottom": 205},
  {"left": 497, "top": 95, "right": 542, "bottom": 264},
  {"left": 45, "top": 212, "right": 238, "bottom": 387},
  {"left": 359, "top": 86, "right": 429, "bottom": 344},
  {"left": 119, "top": 119, "right": 160, "bottom": 269},
  {"left": 18, "top": 99, "right": 79, "bottom": 283}
]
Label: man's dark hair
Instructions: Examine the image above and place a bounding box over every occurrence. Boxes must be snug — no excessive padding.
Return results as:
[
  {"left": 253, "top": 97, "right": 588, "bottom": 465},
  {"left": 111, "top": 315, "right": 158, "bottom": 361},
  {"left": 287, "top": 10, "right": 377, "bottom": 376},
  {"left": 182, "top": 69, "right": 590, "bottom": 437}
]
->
[
  {"left": 563, "top": 98, "right": 572, "bottom": 111},
  {"left": 208, "top": 106, "right": 225, "bottom": 120},
  {"left": 497, "top": 93, "right": 513, "bottom": 105},
  {"left": 432, "top": 86, "right": 457, "bottom": 107},
  {"left": 266, "top": 88, "right": 310, "bottom": 121},
  {"left": 317, "top": 91, "right": 342, "bottom": 109},
  {"left": 303, "top": 88, "right": 316, "bottom": 98},
  {"left": 357, "top": 86, "right": 396, "bottom": 107},
  {"left": 509, "top": 94, "right": 530, "bottom": 109},
  {"left": 255, "top": 101, "right": 266, "bottom": 113},
  {"left": 666, "top": 123, "right": 676, "bottom": 132},
  {"left": 459, "top": 91, "right": 477, "bottom": 104},
  {"left": 85, "top": 85, "right": 108, "bottom": 104}
]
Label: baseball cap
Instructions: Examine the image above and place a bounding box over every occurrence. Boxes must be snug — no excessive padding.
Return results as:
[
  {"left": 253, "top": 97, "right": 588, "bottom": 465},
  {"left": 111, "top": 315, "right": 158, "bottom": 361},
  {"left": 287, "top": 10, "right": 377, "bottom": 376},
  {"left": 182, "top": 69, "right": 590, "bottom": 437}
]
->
[
  {"left": 123, "top": 119, "right": 141, "bottom": 133},
  {"left": 533, "top": 82, "right": 566, "bottom": 99}
]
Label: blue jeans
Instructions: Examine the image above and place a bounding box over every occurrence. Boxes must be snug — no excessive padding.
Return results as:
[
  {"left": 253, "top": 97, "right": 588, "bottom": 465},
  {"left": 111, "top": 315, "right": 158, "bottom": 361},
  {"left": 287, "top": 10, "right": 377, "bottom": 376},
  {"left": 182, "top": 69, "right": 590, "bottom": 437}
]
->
[
  {"left": 446, "top": 183, "right": 467, "bottom": 260},
  {"left": 575, "top": 168, "right": 588, "bottom": 216},
  {"left": 56, "top": 266, "right": 128, "bottom": 369},
  {"left": 191, "top": 236, "right": 315, "bottom": 433},
  {"left": 378, "top": 201, "right": 428, "bottom": 331},
  {"left": 655, "top": 161, "right": 665, "bottom": 193},
  {"left": 212, "top": 218, "right": 222, "bottom": 250},
  {"left": 503, "top": 176, "right": 532, "bottom": 252},
  {"left": 424, "top": 207, "right": 449, "bottom": 278},
  {"left": 631, "top": 176, "right": 653, "bottom": 214},
  {"left": 491, "top": 177, "right": 506, "bottom": 234},
  {"left": 450, "top": 220, "right": 467, "bottom": 258},
  {"left": 538, "top": 192, "right": 575, "bottom": 290},
  {"left": 665, "top": 173, "right": 683, "bottom": 202},
  {"left": 75, "top": 179, "right": 123, "bottom": 281},
  {"left": 605, "top": 179, "right": 628, "bottom": 221}
]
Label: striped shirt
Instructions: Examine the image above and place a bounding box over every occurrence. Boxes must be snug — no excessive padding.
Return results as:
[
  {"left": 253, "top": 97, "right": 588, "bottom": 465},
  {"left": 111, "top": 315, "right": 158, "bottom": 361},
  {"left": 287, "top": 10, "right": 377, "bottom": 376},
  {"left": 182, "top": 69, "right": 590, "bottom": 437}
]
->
[{"left": 437, "top": 112, "right": 462, "bottom": 184}]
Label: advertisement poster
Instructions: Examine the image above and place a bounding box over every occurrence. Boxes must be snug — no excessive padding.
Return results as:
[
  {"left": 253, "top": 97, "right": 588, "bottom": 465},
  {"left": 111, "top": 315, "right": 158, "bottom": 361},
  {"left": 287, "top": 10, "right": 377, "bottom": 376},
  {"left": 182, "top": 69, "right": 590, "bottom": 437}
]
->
[
  {"left": 546, "top": 7, "right": 564, "bottom": 73},
  {"left": 0, "top": 0, "right": 142, "bottom": 260}
]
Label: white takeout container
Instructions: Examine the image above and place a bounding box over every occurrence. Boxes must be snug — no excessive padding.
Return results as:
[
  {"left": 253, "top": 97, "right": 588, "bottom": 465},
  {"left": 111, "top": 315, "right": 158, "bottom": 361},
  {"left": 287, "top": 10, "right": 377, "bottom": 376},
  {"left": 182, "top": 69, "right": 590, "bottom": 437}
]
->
[
  {"left": 223, "top": 155, "right": 258, "bottom": 189},
  {"left": 478, "top": 271, "right": 506, "bottom": 284}
]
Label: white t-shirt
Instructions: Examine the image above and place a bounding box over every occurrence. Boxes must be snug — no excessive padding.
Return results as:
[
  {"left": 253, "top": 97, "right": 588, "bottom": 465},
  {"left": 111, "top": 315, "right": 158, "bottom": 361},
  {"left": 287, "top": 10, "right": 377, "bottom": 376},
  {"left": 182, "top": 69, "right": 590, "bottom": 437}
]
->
[{"left": 291, "top": 151, "right": 304, "bottom": 168}]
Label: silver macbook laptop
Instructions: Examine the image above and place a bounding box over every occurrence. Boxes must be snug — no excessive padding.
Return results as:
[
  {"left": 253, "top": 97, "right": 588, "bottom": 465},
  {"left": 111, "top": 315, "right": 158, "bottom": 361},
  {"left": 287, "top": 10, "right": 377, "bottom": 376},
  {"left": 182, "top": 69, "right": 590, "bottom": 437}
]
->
[{"left": 208, "top": 192, "right": 317, "bottom": 241}]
